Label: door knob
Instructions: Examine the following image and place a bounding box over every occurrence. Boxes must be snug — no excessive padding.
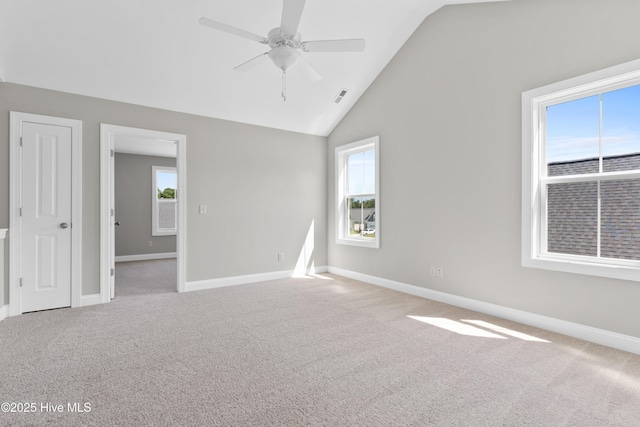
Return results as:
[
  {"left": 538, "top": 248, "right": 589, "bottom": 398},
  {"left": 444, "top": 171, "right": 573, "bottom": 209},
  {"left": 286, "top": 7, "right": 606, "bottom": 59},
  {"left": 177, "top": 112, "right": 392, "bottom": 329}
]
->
[
  {"left": 114, "top": 221, "right": 121, "bottom": 226},
  {"left": 60, "top": 223, "right": 69, "bottom": 229}
]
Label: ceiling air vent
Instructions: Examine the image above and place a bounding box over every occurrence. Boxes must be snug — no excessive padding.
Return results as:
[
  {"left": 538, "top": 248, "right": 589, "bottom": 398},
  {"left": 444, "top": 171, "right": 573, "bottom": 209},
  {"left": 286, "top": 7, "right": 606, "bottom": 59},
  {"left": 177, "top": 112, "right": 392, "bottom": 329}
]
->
[{"left": 334, "top": 88, "right": 349, "bottom": 104}]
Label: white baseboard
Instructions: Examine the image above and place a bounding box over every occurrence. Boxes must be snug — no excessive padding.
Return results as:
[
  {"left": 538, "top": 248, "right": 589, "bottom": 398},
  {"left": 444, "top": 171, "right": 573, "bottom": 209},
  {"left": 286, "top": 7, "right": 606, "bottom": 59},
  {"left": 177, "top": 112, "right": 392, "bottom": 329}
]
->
[
  {"left": 0, "top": 304, "right": 8, "bottom": 322},
  {"left": 115, "top": 252, "right": 177, "bottom": 262},
  {"left": 81, "top": 294, "right": 103, "bottom": 307},
  {"left": 185, "top": 265, "right": 328, "bottom": 293},
  {"left": 327, "top": 266, "right": 640, "bottom": 356}
]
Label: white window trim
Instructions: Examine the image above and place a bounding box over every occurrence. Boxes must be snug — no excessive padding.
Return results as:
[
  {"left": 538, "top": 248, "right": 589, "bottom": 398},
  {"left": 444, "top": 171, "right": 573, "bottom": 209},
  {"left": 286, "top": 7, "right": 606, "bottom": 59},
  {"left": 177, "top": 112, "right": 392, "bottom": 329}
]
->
[
  {"left": 336, "top": 136, "right": 380, "bottom": 248},
  {"left": 152, "top": 165, "right": 177, "bottom": 237},
  {"left": 522, "top": 58, "right": 640, "bottom": 282}
]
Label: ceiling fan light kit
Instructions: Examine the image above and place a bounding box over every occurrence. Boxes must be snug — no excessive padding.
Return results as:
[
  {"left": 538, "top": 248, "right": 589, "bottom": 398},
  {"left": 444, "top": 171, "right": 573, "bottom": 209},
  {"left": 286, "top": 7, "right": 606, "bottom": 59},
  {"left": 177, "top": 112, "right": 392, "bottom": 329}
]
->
[
  {"left": 200, "top": 0, "right": 365, "bottom": 101},
  {"left": 268, "top": 45, "right": 301, "bottom": 71}
]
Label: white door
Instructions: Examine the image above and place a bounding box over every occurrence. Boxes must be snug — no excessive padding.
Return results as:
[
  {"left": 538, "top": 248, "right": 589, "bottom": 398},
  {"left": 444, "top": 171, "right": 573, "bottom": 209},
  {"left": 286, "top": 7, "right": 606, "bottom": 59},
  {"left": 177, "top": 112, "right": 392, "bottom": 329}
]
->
[{"left": 20, "top": 122, "right": 72, "bottom": 312}]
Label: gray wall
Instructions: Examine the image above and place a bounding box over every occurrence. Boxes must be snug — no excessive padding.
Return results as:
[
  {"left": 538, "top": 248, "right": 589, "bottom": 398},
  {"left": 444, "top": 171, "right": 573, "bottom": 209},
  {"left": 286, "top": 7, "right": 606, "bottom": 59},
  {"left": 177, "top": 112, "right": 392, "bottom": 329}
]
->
[
  {"left": 0, "top": 83, "right": 327, "bottom": 296},
  {"left": 114, "top": 153, "right": 177, "bottom": 257},
  {"left": 327, "top": 0, "right": 640, "bottom": 338}
]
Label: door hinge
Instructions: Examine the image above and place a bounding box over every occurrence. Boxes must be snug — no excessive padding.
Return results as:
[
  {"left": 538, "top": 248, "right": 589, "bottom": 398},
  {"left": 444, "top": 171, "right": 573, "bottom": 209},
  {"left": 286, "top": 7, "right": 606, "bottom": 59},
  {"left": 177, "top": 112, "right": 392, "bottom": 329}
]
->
[
  {"left": 20, "top": 136, "right": 23, "bottom": 147},
  {"left": 20, "top": 278, "right": 23, "bottom": 287},
  {"left": 19, "top": 207, "right": 22, "bottom": 217},
  {"left": 111, "top": 268, "right": 115, "bottom": 277},
  {"left": 110, "top": 149, "right": 115, "bottom": 157}
]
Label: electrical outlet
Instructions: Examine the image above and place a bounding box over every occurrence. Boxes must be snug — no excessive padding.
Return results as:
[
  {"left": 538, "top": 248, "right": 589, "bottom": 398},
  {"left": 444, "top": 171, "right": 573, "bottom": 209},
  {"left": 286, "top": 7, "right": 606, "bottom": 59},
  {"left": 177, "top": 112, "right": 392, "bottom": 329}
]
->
[
  {"left": 148, "top": 240, "right": 153, "bottom": 247},
  {"left": 429, "top": 266, "right": 437, "bottom": 277},
  {"left": 199, "top": 204, "right": 207, "bottom": 215},
  {"left": 278, "top": 252, "right": 285, "bottom": 262},
  {"left": 436, "top": 267, "right": 444, "bottom": 279}
]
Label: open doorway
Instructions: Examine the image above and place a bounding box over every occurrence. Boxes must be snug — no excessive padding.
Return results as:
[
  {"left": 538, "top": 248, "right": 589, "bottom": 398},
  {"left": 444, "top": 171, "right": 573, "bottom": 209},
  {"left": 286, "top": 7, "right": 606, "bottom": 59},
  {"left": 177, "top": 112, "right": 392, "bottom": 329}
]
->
[
  {"left": 114, "top": 152, "right": 177, "bottom": 296},
  {"left": 100, "top": 125, "right": 186, "bottom": 303}
]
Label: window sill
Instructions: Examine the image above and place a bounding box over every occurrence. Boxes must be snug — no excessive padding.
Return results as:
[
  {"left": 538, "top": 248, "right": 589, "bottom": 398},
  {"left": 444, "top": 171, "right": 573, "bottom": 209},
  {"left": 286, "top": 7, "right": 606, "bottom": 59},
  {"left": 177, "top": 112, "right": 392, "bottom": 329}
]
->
[
  {"left": 337, "top": 237, "right": 379, "bottom": 249},
  {"left": 152, "top": 231, "right": 177, "bottom": 237},
  {"left": 523, "top": 256, "right": 640, "bottom": 282}
]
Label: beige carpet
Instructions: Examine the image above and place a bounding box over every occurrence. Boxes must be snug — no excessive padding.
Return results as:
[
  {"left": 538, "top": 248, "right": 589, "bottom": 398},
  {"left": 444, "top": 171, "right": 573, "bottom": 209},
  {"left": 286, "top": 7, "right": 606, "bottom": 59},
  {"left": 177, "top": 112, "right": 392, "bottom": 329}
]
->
[
  {"left": 114, "top": 259, "right": 177, "bottom": 297},
  {"left": 1, "top": 266, "right": 639, "bottom": 426}
]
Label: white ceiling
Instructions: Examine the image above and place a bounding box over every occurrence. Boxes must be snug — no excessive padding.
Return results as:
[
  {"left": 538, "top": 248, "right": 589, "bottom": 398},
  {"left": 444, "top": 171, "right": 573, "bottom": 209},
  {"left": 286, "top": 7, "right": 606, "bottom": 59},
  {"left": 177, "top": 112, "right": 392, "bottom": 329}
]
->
[{"left": 0, "top": 0, "right": 506, "bottom": 137}]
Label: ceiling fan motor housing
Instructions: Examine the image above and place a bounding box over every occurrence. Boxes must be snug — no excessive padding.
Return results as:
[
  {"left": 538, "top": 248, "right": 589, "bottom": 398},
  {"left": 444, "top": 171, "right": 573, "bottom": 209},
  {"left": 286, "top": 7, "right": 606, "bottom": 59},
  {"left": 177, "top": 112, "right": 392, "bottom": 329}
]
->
[
  {"left": 268, "top": 28, "right": 302, "bottom": 71},
  {"left": 268, "top": 27, "right": 301, "bottom": 48}
]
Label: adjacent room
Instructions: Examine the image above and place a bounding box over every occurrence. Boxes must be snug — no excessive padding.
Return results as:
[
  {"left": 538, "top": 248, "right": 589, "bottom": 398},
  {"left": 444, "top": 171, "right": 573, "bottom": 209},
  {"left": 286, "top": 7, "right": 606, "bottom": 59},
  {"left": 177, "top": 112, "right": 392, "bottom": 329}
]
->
[
  {"left": 1, "top": 0, "right": 640, "bottom": 425},
  {"left": 113, "top": 138, "right": 179, "bottom": 297}
]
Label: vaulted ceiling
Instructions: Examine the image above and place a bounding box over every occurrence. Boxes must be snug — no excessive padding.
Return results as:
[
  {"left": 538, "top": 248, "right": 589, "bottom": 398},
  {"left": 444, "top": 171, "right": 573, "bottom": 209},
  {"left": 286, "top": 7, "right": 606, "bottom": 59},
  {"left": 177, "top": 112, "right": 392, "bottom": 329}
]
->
[{"left": 0, "top": 0, "right": 507, "bottom": 136}]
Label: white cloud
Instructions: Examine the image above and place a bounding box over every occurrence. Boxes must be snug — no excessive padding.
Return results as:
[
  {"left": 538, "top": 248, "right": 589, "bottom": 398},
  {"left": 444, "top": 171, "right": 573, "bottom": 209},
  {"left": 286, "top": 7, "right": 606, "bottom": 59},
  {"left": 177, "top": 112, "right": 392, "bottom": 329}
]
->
[{"left": 547, "top": 133, "right": 640, "bottom": 163}]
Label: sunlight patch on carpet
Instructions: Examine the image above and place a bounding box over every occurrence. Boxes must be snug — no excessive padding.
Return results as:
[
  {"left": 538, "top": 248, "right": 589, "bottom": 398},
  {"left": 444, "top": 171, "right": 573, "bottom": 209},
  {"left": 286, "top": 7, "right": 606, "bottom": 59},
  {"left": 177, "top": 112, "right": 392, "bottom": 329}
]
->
[
  {"left": 408, "top": 316, "right": 552, "bottom": 343},
  {"left": 461, "top": 319, "right": 550, "bottom": 343},
  {"left": 408, "top": 316, "right": 507, "bottom": 339}
]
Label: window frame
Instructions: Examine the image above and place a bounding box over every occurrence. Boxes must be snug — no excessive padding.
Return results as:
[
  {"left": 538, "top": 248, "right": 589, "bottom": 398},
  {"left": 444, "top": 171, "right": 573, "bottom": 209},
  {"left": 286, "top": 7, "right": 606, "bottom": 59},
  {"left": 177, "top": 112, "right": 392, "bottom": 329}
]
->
[
  {"left": 335, "top": 136, "right": 380, "bottom": 248},
  {"left": 522, "top": 58, "right": 640, "bottom": 281},
  {"left": 152, "top": 165, "right": 177, "bottom": 237}
]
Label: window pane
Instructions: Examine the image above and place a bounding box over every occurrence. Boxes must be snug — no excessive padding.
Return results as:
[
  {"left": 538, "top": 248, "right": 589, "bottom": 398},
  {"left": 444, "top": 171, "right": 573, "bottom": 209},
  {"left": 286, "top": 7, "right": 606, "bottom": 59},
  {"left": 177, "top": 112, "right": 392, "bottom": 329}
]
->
[
  {"left": 601, "top": 179, "right": 640, "bottom": 260},
  {"left": 347, "top": 152, "right": 363, "bottom": 194},
  {"left": 157, "top": 171, "right": 177, "bottom": 199},
  {"left": 363, "top": 149, "right": 375, "bottom": 194},
  {"left": 602, "top": 84, "right": 640, "bottom": 172},
  {"left": 347, "top": 197, "right": 375, "bottom": 238},
  {"left": 546, "top": 95, "right": 600, "bottom": 176},
  {"left": 547, "top": 181, "right": 597, "bottom": 256},
  {"left": 347, "top": 149, "right": 375, "bottom": 194}
]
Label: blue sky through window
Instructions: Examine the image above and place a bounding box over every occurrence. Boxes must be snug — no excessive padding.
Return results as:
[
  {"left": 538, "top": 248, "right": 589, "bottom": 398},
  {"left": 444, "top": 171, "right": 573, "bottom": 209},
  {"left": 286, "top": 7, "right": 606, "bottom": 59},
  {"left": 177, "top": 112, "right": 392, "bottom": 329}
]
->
[
  {"left": 348, "top": 149, "right": 375, "bottom": 194},
  {"left": 157, "top": 171, "right": 177, "bottom": 192},
  {"left": 546, "top": 84, "right": 640, "bottom": 164}
]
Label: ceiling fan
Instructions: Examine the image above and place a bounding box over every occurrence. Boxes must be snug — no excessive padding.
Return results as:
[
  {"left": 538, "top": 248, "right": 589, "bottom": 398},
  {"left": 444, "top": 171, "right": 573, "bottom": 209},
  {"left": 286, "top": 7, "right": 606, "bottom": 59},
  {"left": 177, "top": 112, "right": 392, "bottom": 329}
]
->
[{"left": 199, "top": 0, "right": 366, "bottom": 101}]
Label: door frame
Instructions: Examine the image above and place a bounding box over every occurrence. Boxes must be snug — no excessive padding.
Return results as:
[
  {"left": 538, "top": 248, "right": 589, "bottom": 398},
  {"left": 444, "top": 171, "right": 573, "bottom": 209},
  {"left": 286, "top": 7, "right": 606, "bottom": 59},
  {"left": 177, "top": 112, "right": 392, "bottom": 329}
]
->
[
  {"left": 99, "top": 124, "right": 187, "bottom": 302},
  {"left": 9, "top": 112, "right": 83, "bottom": 316}
]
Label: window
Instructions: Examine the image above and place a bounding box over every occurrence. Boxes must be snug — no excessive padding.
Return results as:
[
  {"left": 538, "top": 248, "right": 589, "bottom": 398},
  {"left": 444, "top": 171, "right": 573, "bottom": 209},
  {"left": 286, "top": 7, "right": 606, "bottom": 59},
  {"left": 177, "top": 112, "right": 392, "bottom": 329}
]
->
[
  {"left": 336, "top": 136, "right": 380, "bottom": 248},
  {"left": 522, "top": 59, "right": 640, "bottom": 281},
  {"left": 152, "top": 166, "right": 177, "bottom": 236}
]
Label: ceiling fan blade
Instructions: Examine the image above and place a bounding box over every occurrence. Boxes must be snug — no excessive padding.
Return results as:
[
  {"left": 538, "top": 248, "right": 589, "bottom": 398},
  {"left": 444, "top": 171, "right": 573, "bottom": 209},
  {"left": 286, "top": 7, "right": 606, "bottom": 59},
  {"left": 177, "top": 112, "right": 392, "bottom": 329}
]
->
[
  {"left": 233, "top": 52, "right": 270, "bottom": 71},
  {"left": 301, "top": 39, "right": 366, "bottom": 53},
  {"left": 280, "top": 0, "right": 306, "bottom": 37},
  {"left": 199, "top": 17, "right": 268, "bottom": 44},
  {"left": 297, "top": 56, "right": 322, "bottom": 81}
]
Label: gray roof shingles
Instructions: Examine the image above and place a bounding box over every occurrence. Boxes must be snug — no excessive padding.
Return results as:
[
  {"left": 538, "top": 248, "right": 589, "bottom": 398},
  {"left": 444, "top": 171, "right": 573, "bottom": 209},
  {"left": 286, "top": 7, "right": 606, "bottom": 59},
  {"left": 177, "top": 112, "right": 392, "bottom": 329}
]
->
[{"left": 547, "top": 153, "right": 640, "bottom": 260}]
